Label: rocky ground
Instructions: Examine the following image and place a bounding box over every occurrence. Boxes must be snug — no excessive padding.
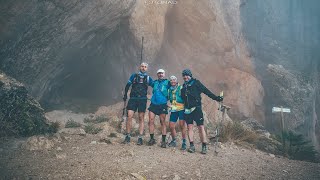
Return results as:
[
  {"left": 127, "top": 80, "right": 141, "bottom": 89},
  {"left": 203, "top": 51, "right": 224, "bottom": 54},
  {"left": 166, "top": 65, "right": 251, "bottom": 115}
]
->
[{"left": 0, "top": 112, "right": 319, "bottom": 180}]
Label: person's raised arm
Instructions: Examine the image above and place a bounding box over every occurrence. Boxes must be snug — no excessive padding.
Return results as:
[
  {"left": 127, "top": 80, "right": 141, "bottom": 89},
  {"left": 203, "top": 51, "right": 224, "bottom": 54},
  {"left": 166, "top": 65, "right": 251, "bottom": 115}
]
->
[{"left": 196, "top": 80, "right": 223, "bottom": 102}]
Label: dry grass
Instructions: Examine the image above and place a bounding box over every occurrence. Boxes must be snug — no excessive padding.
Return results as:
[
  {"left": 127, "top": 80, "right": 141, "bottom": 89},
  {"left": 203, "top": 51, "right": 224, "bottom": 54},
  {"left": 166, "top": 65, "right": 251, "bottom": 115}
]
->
[
  {"left": 65, "top": 118, "right": 81, "bottom": 128},
  {"left": 84, "top": 124, "right": 102, "bottom": 134},
  {"left": 219, "top": 121, "right": 258, "bottom": 143},
  {"left": 84, "top": 115, "right": 109, "bottom": 124}
]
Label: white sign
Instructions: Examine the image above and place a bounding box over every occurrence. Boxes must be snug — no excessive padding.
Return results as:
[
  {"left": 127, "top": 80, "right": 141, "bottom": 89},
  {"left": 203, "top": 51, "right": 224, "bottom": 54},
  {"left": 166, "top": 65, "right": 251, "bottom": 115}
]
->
[{"left": 272, "top": 107, "right": 291, "bottom": 113}]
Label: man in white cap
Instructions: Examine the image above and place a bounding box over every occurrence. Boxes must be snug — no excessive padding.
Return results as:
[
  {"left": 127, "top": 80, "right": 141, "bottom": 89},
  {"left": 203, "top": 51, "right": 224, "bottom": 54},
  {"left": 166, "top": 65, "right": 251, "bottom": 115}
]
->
[
  {"left": 122, "top": 62, "right": 153, "bottom": 145},
  {"left": 147, "top": 68, "right": 170, "bottom": 148}
]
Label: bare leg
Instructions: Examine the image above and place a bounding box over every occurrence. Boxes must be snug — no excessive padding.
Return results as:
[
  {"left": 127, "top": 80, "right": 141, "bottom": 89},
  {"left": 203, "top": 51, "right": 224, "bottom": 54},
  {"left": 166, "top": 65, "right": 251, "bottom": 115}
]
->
[
  {"left": 138, "top": 112, "right": 145, "bottom": 135},
  {"left": 159, "top": 114, "right": 167, "bottom": 135},
  {"left": 169, "top": 121, "right": 176, "bottom": 138},
  {"left": 179, "top": 120, "right": 187, "bottom": 140},
  {"left": 188, "top": 124, "right": 194, "bottom": 143},
  {"left": 148, "top": 111, "right": 156, "bottom": 134},
  {"left": 198, "top": 125, "right": 207, "bottom": 143},
  {"left": 126, "top": 110, "right": 134, "bottom": 134}
]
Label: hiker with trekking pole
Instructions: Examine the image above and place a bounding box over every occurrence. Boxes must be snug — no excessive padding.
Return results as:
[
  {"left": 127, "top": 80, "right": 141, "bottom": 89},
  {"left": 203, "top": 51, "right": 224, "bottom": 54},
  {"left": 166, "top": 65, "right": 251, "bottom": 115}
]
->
[
  {"left": 180, "top": 69, "right": 223, "bottom": 154},
  {"left": 122, "top": 62, "right": 153, "bottom": 145},
  {"left": 147, "top": 69, "right": 171, "bottom": 148},
  {"left": 167, "top": 75, "right": 187, "bottom": 150}
]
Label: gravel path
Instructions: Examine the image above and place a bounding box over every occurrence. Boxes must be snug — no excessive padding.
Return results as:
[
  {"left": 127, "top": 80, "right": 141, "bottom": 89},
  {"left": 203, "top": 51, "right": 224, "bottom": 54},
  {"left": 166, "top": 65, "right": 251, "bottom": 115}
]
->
[{"left": 1, "top": 134, "right": 319, "bottom": 180}]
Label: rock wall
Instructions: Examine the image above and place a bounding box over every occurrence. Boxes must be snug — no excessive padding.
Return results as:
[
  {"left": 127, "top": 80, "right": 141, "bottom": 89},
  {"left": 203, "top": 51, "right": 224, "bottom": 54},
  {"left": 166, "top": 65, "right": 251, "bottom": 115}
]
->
[
  {"left": 240, "top": 0, "right": 320, "bottom": 149},
  {"left": 0, "top": 0, "right": 265, "bottom": 121},
  {"left": 0, "top": 0, "right": 138, "bottom": 112}
]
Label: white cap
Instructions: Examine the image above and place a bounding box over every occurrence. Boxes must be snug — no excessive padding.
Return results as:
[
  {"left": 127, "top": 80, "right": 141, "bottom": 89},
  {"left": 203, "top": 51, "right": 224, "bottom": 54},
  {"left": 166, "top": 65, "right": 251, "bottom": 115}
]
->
[
  {"left": 157, "top": 69, "right": 165, "bottom": 74},
  {"left": 170, "top": 75, "right": 177, "bottom": 81}
]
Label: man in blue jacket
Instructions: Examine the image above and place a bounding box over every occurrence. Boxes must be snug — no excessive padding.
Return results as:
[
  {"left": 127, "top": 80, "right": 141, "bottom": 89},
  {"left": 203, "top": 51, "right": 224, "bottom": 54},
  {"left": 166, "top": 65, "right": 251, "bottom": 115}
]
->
[
  {"left": 181, "top": 69, "right": 223, "bottom": 154},
  {"left": 147, "top": 69, "right": 170, "bottom": 148},
  {"left": 123, "top": 62, "right": 153, "bottom": 145}
]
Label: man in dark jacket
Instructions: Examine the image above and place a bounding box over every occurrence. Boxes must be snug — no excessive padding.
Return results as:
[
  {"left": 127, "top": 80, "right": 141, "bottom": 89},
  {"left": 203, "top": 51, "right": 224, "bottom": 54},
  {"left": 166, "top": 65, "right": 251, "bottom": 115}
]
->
[
  {"left": 181, "top": 69, "right": 223, "bottom": 154},
  {"left": 123, "top": 62, "right": 153, "bottom": 145}
]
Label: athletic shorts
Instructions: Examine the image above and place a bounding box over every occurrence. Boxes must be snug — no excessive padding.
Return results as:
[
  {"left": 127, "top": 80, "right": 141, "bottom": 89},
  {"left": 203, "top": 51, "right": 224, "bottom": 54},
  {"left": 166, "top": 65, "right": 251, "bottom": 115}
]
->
[
  {"left": 170, "top": 110, "right": 185, "bottom": 122},
  {"left": 185, "top": 107, "right": 204, "bottom": 126},
  {"left": 127, "top": 99, "right": 147, "bottom": 113},
  {"left": 148, "top": 103, "right": 168, "bottom": 115}
]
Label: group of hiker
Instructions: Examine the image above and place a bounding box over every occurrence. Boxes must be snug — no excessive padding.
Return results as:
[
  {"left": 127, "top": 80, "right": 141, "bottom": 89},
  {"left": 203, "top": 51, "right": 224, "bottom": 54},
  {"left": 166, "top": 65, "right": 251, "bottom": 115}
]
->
[{"left": 122, "top": 62, "right": 223, "bottom": 154}]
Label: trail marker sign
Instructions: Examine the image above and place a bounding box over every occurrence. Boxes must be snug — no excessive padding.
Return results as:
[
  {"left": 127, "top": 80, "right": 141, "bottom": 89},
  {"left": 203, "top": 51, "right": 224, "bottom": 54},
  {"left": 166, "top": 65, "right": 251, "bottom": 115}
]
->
[{"left": 272, "top": 107, "right": 291, "bottom": 113}]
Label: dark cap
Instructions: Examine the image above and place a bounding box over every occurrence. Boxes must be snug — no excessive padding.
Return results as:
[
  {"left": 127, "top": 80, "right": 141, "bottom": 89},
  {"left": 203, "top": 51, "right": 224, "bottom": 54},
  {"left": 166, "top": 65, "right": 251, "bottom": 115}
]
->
[{"left": 182, "top": 69, "right": 192, "bottom": 77}]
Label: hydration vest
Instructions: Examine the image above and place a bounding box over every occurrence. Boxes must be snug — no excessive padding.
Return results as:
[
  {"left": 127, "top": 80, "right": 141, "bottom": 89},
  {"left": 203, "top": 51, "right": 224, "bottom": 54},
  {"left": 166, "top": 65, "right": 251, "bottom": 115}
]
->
[
  {"left": 168, "top": 85, "right": 183, "bottom": 103},
  {"left": 130, "top": 74, "right": 149, "bottom": 98}
]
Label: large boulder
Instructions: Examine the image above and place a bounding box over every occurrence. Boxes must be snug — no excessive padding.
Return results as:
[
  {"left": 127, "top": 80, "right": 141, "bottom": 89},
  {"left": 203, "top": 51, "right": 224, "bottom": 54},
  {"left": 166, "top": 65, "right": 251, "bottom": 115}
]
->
[{"left": 0, "top": 72, "right": 50, "bottom": 137}]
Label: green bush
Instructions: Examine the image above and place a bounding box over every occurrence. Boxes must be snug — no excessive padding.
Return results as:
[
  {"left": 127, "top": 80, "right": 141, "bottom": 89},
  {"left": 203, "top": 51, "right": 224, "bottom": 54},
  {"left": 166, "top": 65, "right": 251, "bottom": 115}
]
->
[
  {"left": 65, "top": 118, "right": 81, "bottom": 128},
  {"left": 48, "top": 121, "right": 60, "bottom": 133},
  {"left": 0, "top": 87, "right": 50, "bottom": 137},
  {"left": 84, "top": 124, "right": 102, "bottom": 134},
  {"left": 279, "top": 131, "right": 318, "bottom": 162}
]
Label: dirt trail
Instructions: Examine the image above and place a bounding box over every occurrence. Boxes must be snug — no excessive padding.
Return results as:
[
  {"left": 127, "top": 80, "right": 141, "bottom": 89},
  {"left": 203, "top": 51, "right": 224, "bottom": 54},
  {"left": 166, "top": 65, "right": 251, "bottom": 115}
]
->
[{"left": 1, "top": 133, "right": 319, "bottom": 180}]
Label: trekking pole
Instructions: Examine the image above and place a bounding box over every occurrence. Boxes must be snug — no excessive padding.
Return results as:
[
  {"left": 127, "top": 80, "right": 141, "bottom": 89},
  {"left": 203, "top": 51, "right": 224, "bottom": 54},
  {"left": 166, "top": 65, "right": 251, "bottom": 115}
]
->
[
  {"left": 140, "top": 36, "right": 144, "bottom": 64},
  {"left": 121, "top": 99, "right": 127, "bottom": 134},
  {"left": 214, "top": 92, "right": 231, "bottom": 155},
  {"left": 214, "top": 91, "right": 224, "bottom": 155}
]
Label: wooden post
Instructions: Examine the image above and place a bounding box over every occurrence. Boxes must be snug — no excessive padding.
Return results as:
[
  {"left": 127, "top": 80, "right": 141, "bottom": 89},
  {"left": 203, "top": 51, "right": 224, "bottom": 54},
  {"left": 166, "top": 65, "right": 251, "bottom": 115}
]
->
[
  {"left": 272, "top": 106, "right": 290, "bottom": 156},
  {"left": 280, "top": 106, "right": 285, "bottom": 131},
  {"left": 280, "top": 106, "right": 286, "bottom": 156}
]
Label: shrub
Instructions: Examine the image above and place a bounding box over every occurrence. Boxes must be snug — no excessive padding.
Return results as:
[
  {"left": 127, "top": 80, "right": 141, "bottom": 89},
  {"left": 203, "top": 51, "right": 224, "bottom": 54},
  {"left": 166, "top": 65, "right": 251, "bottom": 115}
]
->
[
  {"left": 65, "top": 118, "right": 81, "bottom": 128},
  {"left": 279, "top": 130, "right": 318, "bottom": 162},
  {"left": 84, "top": 115, "right": 109, "bottom": 124},
  {"left": 108, "top": 132, "right": 117, "bottom": 138},
  {"left": 84, "top": 124, "right": 102, "bottom": 134},
  {"left": 219, "top": 121, "right": 258, "bottom": 143},
  {"left": 48, "top": 121, "right": 60, "bottom": 133},
  {"left": 0, "top": 91, "right": 50, "bottom": 137}
]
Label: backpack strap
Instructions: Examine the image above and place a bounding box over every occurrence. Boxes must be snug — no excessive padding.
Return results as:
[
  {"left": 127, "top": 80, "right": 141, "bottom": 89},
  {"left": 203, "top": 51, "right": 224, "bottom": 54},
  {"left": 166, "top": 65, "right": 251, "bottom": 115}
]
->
[{"left": 132, "top": 73, "right": 138, "bottom": 84}]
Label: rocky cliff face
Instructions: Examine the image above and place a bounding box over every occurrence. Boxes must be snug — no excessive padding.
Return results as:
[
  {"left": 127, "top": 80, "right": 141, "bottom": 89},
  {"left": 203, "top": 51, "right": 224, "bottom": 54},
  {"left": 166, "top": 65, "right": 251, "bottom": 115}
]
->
[
  {"left": 0, "top": 0, "right": 265, "bottom": 120},
  {"left": 0, "top": 0, "right": 138, "bottom": 112},
  {"left": 240, "top": 0, "right": 320, "bottom": 150},
  {"left": 0, "top": 0, "right": 319, "bottom": 148}
]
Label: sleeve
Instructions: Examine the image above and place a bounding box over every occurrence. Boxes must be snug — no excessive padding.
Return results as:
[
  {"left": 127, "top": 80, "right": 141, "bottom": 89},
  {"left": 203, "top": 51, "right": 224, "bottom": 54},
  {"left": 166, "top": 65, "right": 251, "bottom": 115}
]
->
[
  {"left": 167, "top": 80, "right": 171, "bottom": 89},
  {"left": 148, "top": 76, "right": 154, "bottom": 87},
  {"left": 196, "top": 80, "right": 218, "bottom": 101},
  {"left": 124, "top": 74, "right": 135, "bottom": 96},
  {"left": 127, "top": 74, "right": 136, "bottom": 85}
]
